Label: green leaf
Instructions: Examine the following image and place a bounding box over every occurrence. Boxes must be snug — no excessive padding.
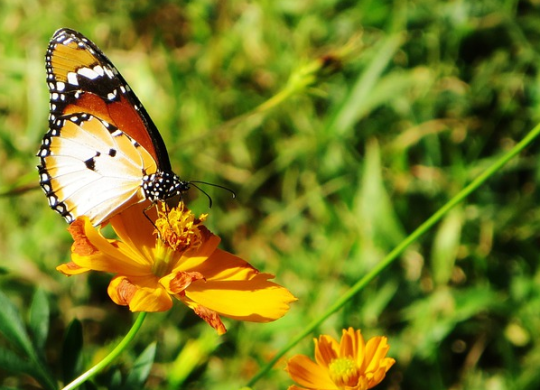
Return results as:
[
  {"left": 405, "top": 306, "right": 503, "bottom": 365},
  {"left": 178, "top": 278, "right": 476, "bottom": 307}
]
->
[
  {"left": 0, "top": 290, "right": 35, "bottom": 358},
  {"left": 62, "top": 319, "right": 84, "bottom": 384},
  {"left": 123, "top": 342, "right": 156, "bottom": 389},
  {"left": 431, "top": 207, "right": 463, "bottom": 286},
  {"left": 29, "top": 288, "right": 50, "bottom": 353},
  {"left": 325, "top": 33, "right": 404, "bottom": 137},
  {"left": 0, "top": 347, "right": 34, "bottom": 374},
  {"left": 0, "top": 347, "right": 57, "bottom": 390}
]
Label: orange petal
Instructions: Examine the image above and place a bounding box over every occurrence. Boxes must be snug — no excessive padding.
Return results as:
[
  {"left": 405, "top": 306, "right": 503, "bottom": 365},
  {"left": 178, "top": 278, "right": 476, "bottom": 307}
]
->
[
  {"left": 314, "top": 335, "right": 339, "bottom": 367},
  {"left": 108, "top": 276, "right": 173, "bottom": 312},
  {"left": 286, "top": 354, "right": 337, "bottom": 389},
  {"left": 181, "top": 248, "right": 260, "bottom": 281},
  {"left": 364, "top": 337, "right": 395, "bottom": 375},
  {"left": 129, "top": 286, "right": 173, "bottom": 312},
  {"left": 68, "top": 218, "right": 99, "bottom": 256},
  {"left": 109, "top": 201, "right": 157, "bottom": 259},
  {"left": 339, "top": 328, "right": 365, "bottom": 366},
  {"left": 70, "top": 218, "right": 152, "bottom": 275},
  {"left": 108, "top": 276, "right": 137, "bottom": 306},
  {"left": 160, "top": 271, "right": 205, "bottom": 294},
  {"left": 56, "top": 261, "right": 90, "bottom": 275},
  {"left": 191, "top": 304, "right": 227, "bottom": 335},
  {"left": 173, "top": 234, "right": 221, "bottom": 272},
  {"left": 185, "top": 274, "right": 296, "bottom": 321},
  {"left": 71, "top": 245, "right": 150, "bottom": 276}
]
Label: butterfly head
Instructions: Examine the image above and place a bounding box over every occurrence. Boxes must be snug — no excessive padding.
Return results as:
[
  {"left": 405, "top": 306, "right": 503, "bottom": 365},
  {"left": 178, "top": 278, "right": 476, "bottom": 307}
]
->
[{"left": 142, "top": 171, "right": 190, "bottom": 202}]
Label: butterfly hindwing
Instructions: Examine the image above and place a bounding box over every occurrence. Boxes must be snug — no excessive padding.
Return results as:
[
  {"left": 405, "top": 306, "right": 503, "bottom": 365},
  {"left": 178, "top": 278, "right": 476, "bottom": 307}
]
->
[{"left": 39, "top": 113, "right": 157, "bottom": 225}]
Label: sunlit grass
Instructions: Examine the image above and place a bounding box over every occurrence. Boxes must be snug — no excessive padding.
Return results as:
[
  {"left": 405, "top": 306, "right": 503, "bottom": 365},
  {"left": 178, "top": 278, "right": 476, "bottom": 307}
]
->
[{"left": 2, "top": 0, "right": 540, "bottom": 389}]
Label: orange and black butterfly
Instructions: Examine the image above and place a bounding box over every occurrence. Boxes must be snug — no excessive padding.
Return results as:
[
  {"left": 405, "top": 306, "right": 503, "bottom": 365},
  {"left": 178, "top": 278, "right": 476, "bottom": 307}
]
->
[{"left": 37, "top": 28, "right": 190, "bottom": 226}]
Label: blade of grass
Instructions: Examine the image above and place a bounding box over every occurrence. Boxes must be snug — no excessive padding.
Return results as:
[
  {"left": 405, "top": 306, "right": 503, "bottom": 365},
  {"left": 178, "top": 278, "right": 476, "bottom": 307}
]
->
[{"left": 247, "top": 120, "right": 540, "bottom": 386}]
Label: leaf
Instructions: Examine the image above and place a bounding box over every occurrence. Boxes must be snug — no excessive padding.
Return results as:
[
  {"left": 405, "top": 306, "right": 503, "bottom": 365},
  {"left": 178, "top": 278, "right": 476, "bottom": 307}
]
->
[
  {"left": 0, "top": 291, "right": 57, "bottom": 390},
  {"left": 350, "top": 139, "right": 405, "bottom": 273},
  {"left": 0, "top": 290, "right": 36, "bottom": 358},
  {"left": 0, "top": 347, "right": 57, "bottom": 390},
  {"left": 123, "top": 342, "right": 156, "bottom": 389},
  {"left": 62, "top": 319, "right": 84, "bottom": 384},
  {"left": 0, "top": 347, "right": 34, "bottom": 374},
  {"left": 29, "top": 288, "right": 50, "bottom": 353},
  {"left": 325, "top": 33, "right": 404, "bottom": 137},
  {"left": 431, "top": 207, "right": 463, "bottom": 286}
]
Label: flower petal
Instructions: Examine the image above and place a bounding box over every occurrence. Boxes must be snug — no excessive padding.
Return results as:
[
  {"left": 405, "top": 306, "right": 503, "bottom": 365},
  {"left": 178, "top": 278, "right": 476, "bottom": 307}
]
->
[
  {"left": 339, "top": 328, "right": 365, "bottom": 366},
  {"left": 364, "top": 336, "right": 395, "bottom": 387},
  {"left": 108, "top": 276, "right": 173, "bottom": 312},
  {"left": 109, "top": 202, "right": 158, "bottom": 260},
  {"left": 185, "top": 274, "right": 296, "bottom": 321},
  {"left": 190, "top": 303, "right": 227, "bottom": 335},
  {"left": 184, "top": 248, "right": 260, "bottom": 281},
  {"left": 286, "top": 354, "right": 337, "bottom": 389},
  {"left": 172, "top": 234, "right": 221, "bottom": 272},
  {"left": 56, "top": 261, "right": 90, "bottom": 275},
  {"left": 315, "top": 335, "right": 340, "bottom": 367},
  {"left": 70, "top": 216, "right": 152, "bottom": 276},
  {"left": 160, "top": 271, "right": 205, "bottom": 294}
]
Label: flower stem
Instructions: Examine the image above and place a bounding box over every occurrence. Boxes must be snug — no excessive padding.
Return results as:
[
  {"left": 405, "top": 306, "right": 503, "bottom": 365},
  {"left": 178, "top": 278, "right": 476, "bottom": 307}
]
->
[
  {"left": 61, "top": 312, "right": 147, "bottom": 390},
  {"left": 246, "top": 121, "right": 540, "bottom": 387}
]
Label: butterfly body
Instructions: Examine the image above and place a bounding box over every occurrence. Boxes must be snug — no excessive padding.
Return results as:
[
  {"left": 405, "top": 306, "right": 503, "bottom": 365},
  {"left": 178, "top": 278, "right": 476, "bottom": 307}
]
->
[{"left": 38, "top": 28, "right": 189, "bottom": 226}]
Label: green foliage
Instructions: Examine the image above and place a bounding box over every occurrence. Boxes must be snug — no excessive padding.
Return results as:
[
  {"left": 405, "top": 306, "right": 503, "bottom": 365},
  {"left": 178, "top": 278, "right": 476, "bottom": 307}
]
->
[
  {"left": 0, "top": 289, "right": 56, "bottom": 389},
  {"left": 2, "top": 0, "right": 540, "bottom": 389}
]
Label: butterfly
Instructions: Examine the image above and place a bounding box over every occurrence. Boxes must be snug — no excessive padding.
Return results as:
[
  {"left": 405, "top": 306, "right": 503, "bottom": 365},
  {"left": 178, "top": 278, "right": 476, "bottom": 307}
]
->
[{"left": 37, "top": 28, "right": 190, "bottom": 226}]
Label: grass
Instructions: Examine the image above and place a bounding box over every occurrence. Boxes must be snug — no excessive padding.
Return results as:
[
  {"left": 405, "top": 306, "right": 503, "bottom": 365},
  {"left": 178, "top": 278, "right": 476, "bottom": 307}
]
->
[{"left": 2, "top": 0, "right": 540, "bottom": 389}]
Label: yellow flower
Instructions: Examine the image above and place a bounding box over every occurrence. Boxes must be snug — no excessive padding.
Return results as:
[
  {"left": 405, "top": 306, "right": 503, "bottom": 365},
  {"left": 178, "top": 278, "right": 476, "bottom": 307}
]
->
[
  {"left": 57, "top": 202, "right": 296, "bottom": 335},
  {"left": 286, "top": 328, "right": 395, "bottom": 390}
]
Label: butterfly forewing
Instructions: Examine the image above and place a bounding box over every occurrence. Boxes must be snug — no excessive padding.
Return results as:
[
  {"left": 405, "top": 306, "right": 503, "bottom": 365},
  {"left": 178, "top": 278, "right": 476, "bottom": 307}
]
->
[{"left": 46, "top": 28, "right": 171, "bottom": 170}]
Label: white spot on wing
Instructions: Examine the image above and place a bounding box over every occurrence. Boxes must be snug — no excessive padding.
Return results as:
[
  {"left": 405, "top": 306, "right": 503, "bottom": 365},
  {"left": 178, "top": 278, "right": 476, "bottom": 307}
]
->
[
  {"left": 93, "top": 65, "right": 105, "bottom": 76},
  {"left": 67, "top": 72, "right": 79, "bottom": 86},
  {"left": 77, "top": 67, "right": 101, "bottom": 80}
]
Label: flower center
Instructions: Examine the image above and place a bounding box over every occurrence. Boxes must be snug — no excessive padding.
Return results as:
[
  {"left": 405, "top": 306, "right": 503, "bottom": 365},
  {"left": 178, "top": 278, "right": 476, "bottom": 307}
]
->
[
  {"left": 151, "top": 203, "right": 208, "bottom": 277},
  {"left": 329, "top": 357, "right": 361, "bottom": 389}
]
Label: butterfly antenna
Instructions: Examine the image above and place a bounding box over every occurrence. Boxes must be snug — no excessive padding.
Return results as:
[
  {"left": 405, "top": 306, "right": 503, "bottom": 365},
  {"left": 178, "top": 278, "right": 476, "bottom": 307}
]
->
[{"left": 189, "top": 181, "right": 237, "bottom": 208}]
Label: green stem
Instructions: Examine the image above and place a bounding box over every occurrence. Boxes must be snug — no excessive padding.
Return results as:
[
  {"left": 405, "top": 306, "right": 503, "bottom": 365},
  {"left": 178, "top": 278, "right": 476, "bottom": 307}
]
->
[
  {"left": 61, "top": 312, "right": 147, "bottom": 390},
  {"left": 247, "top": 121, "right": 540, "bottom": 387}
]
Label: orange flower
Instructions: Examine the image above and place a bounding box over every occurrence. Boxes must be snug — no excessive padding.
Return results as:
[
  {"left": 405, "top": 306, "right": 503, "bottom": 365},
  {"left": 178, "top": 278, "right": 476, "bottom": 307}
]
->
[
  {"left": 57, "top": 202, "right": 296, "bottom": 335},
  {"left": 286, "top": 328, "right": 395, "bottom": 390}
]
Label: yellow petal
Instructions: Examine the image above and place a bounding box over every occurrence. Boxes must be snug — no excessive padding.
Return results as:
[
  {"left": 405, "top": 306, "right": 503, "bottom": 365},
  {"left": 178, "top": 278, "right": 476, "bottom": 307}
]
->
[
  {"left": 286, "top": 354, "right": 337, "bottom": 389},
  {"left": 129, "top": 285, "right": 173, "bottom": 312},
  {"left": 364, "top": 337, "right": 390, "bottom": 372},
  {"left": 339, "top": 328, "right": 365, "bottom": 367},
  {"left": 160, "top": 271, "right": 205, "bottom": 294},
  {"left": 315, "top": 335, "right": 340, "bottom": 367},
  {"left": 185, "top": 275, "right": 296, "bottom": 321},
  {"left": 110, "top": 202, "right": 158, "bottom": 260},
  {"left": 71, "top": 245, "right": 149, "bottom": 276},
  {"left": 70, "top": 216, "right": 152, "bottom": 275},
  {"left": 108, "top": 275, "right": 173, "bottom": 312},
  {"left": 56, "top": 261, "right": 90, "bottom": 275},
  {"left": 186, "top": 248, "right": 259, "bottom": 281},
  {"left": 172, "top": 234, "right": 221, "bottom": 272}
]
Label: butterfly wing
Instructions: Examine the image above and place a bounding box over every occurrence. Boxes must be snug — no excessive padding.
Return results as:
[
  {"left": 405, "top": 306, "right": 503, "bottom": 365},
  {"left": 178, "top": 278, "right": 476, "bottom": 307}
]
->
[
  {"left": 38, "top": 28, "right": 185, "bottom": 226},
  {"left": 45, "top": 28, "right": 172, "bottom": 171},
  {"left": 39, "top": 113, "right": 157, "bottom": 225}
]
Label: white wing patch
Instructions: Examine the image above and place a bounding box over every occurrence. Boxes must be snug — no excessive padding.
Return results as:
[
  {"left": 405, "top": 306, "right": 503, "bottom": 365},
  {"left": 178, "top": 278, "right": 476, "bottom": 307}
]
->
[{"left": 38, "top": 113, "right": 157, "bottom": 226}]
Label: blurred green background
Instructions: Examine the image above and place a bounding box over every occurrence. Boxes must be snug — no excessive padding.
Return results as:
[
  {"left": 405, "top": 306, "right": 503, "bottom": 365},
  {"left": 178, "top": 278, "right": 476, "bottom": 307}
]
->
[{"left": 2, "top": 0, "right": 540, "bottom": 389}]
